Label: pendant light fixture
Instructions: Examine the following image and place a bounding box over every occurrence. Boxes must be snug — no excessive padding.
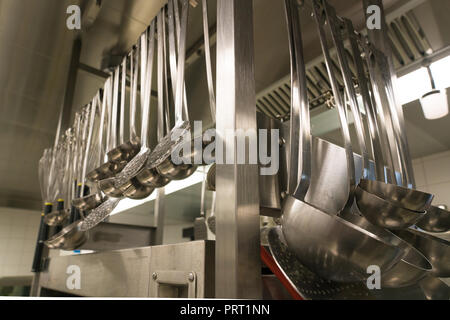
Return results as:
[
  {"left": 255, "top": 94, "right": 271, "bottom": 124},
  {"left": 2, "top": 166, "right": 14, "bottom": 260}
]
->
[{"left": 420, "top": 65, "right": 449, "bottom": 120}]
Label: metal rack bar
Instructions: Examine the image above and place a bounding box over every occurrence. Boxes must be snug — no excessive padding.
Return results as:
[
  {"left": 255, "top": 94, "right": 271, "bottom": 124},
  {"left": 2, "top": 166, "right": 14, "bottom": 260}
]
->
[{"left": 215, "top": 0, "right": 262, "bottom": 299}]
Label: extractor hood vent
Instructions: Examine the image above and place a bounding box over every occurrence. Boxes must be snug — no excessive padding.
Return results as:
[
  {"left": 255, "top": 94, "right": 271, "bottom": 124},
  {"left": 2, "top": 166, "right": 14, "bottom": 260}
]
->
[{"left": 256, "top": 9, "right": 433, "bottom": 120}]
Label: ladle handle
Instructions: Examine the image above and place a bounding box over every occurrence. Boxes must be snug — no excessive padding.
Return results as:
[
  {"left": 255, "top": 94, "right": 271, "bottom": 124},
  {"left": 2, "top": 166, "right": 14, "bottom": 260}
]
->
[
  {"left": 344, "top": 20, "right": 385, "bottom": 182},
  {"left": 130, "top": 48, "right": 138, "bottom": 141},
  {"left": 104, "top": 77, "right": 113, "bottom": 155},
  {"left": 161, "top": 7, "right": 172, "bottom": 136},
  {"left": 110, "top": 68, "right": 120, "bottom": 151},
  {"left": 97, "top": 84, "right": 108, "bottom": 167},
  {"left": 174, "top": 0, "right": 189, "bottom": 125},
  {"left": 284, "top": 0, "right": 312, "bottom": 200},
  {"left": 364, "top": 44, "right": 400, "bottom": 184},
  {"left": 31, "top": 203, "right": 52, "bottom": 272},
  {"left": 158, "top": 11, "right": 167, "bottom": 142},
  {"left": 119, "top": 57, "right": 126, "bottom": 145},
  {"left": 140, "top": 25, "right": 155, "bottom": 149},
  {"left": 170, "top": 0, "right": 190, "bottom": 124},
  {"left": 146, "top": 21, "right": 156, "bottom": 146},
  {"left": 324, "top": 2, "right": 370, "bottom": 181},
  {"left": 81, "top": 98, "right": 98, "bottom": 193},
  {"left": 312, "top": 0, "right": 356, "bottom": 205},
  {"left": 375, "top": 49, "right": 413, "bottom": 187},
  {"left": 202, "top": 0, "right": 216, "bottom": 121},
  {"left": 68, "top": 181, "right": 77, "bottom": 224}
]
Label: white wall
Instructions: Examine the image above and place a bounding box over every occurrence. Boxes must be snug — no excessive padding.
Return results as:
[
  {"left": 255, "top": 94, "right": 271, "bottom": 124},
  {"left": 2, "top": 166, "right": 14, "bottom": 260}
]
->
[
  {"left": 413, "top": 150, "right": 450, "bottom": 208},
  {"left": 0, "top": 207, "right": 41, "bottom": 278}
]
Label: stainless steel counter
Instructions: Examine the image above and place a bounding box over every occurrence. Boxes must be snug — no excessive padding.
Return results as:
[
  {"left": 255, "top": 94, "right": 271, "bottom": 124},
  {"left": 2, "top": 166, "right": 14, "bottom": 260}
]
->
[{"left": 37, "top": 240, "right": 215, "bottom": 298}]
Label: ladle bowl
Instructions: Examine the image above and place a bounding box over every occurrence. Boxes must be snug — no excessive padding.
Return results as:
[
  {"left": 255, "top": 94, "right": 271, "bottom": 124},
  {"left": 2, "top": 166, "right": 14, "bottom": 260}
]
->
[
  {"left": 72, "top": 193, "right": 104, "bottom": 211},
  {"left": 356, "top": 185, "right": 426, "bottom": 230},
  {"left": 281, "top": 195, "right": 405, "bottom": 282},
  {"left": 155, "top": 138, "right": 198, "bottom": 180},
  {"left": 45, "top": 220, "right": 88, "bottom": 250},
  {"left": 44, "top": 208, "right": 70, "bottom": 227},
  {"left": 119, "top": 177, "right": 155, "bottom": 200},
  {"left": 98, "top": 178, "right": 125, "bottom": 198},
  {"left": 338, "top": 211, "right": 431, "bottom": 288},
  {"left": 147, "top": 122, "right": 198, "bottom": 181},
  {"left": 416, "top": 205, "right": 450, "bottom": 233},
  {"left": 359, "top": 179, "right": 433, "bottom": 212},
  {"left": 381, "top": 245, "right": 432, "bottom": 288},
  {"left": 393, "top": 228, "right": 450, "bottom": 277},
  {"left": 157, "top": 159, "right": 198, "bottom": 180},
  {"left": 419, "top": 276, "right": 450, "bottom": 300},
  {"left": 107, "top": 138, "right": 141, "bottom": 163},
  {"left": 134, "top": 165, "right": 171, "bottom": 188},
  {"left": 86, "top": 160, "right": 127, "bottom": 182},
  {"left": 111, "top": 148, "right": 156, "bottom": 199}
]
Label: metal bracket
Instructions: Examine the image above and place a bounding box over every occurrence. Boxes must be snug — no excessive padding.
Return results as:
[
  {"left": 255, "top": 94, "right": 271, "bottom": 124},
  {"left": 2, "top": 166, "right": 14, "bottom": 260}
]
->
[{"left": 150, "top": 270, "right": 197, "bottom": 298}]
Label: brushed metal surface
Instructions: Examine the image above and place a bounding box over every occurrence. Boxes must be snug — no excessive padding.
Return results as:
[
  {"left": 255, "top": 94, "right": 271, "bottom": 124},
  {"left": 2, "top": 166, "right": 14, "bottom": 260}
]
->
[
  {"left": 394, "top": 228, "right": 450, "bottom": 277},
  {"left": 78, "top": 222, "right": 155, "bottom": 251},
  {"left": 149, "top": 240, "right": 215, "bottom": 298},
  {"left": 39, "top": 240, "right": 214, "bottom": 298},
  {"left": 215, "top": 0, "right": 262, "bottom": 299},
  {"left": 40, "top": 247, "right": 152, "bottom": 297}
]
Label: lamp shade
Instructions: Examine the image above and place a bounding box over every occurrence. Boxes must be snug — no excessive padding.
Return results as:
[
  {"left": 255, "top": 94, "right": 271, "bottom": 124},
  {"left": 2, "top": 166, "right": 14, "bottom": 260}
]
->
[{"left": 420, "top": 89, "right": 449, "bottom": 120}]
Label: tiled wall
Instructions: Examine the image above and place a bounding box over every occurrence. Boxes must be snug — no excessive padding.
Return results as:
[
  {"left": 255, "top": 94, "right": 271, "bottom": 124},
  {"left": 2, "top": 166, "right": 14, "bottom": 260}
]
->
[
  {"left": 413, "top": 150, "right": 450, "bottom": 208},
  {"left": 0, "top": 207, "right": 41, "bottom": 278}
]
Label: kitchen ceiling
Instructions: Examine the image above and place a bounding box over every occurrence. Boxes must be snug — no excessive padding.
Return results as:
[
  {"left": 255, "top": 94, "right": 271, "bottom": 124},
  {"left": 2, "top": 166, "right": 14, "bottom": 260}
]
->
[{"left": 0, "top": 0, "right": 449, "bottom": 212}]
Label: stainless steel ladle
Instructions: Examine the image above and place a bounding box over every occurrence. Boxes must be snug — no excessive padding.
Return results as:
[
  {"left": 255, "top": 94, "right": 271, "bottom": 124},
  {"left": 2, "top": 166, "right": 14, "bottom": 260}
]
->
[
  {"left": 45, "top": 131, "right": 73, "bottom": 226},
  {"left": 115, "top": 18, "right": 166, "bottom": 198},
  {"left": 354, "top": 42, "right": 432, "bottom": 228},
  {"left": 98, "top": 67, "right": 130, "bottom": 198},
  {"left": 72, "top": 94, "right": 104, "bottom": 210},
  {"left": 281, "top": 0, "right": 403, "bottom": 283},
  {"left": 322, "top": 12, "right": 428, "bottom": 230},
  {"left": 85, "top": 77, "right": 117, "bottom": 182},
  {"left": 92, "top": 72, "right": 127, "bottom": 182},
  {"left": 126, "top": 14, "right": 171, "bottom": 194},
  {"left": 45, "top": 112, "right": 89, "bottom": 250},
  {"left": 416, "top": 205, "right": 450, "bottom": 233},
  {"left": 323, "top": 9, "right": 434, "bottom": 286},
  {"left": 393, "top": 228, "right": 450, "bottom": 278},
  {"left": 146, "top": 0, "right": 197, "bottom": 181},
  {"left": 107, "top": 54, "right": 141, "bottom": 163}
]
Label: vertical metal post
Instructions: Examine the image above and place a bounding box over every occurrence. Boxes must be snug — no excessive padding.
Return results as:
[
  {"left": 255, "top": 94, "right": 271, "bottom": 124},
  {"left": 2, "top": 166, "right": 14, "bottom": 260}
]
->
[
  {"left": 153, "top": 188, "right": 166, "bottom": 245},
  {"left": 215, "top": 0, "right": 262, "bottom": 299}
]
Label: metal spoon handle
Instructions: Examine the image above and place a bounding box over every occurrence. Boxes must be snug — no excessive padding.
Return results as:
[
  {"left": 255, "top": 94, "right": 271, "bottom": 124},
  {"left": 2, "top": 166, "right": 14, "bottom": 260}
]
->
[
  {"left": 140, "top": 25, "right": 155, "bottom": 148},
  {"left": 158, "top": 11, "right": 167, "bottom": 141},
  {"left": 363, "top": 43, "right": 400, "bottom": 184},
  {"left": 146, "top": 21, "right": 156, "bottom": 145},
  {"left": 119, "top": 56, "right": 126, "bottom": 144},
  {"left": 130, "top": 48, "right": 138, "bottom": 140},
  {"left": 345, "top": 20, "right": 385, "bottom": 182},
  {"left": 110, "top": 68, "right": 120, "bottom": 150},
  {"left": 324, "top": 2, "right": 370, "bottom": 180},
  {"left": 174, "top": 0, "right": 189, "bottom": 124},
  {"left": 80, "top": 98, "right": 98, "bottom": 193},
  {"left": 104, "top": 76, "right": 113, "bottom": 154},
  {"left": 284, "top": 0, "right": 312, "bottom": 200},
  {"left": 312, "top": 0, "right": 356, "bottom": 205},
  {"left": 97, "top": 82, "right": 108, "bottom": 166},
  {"left": 202, "top": 0, "right": 216, "bottom": 121}
]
